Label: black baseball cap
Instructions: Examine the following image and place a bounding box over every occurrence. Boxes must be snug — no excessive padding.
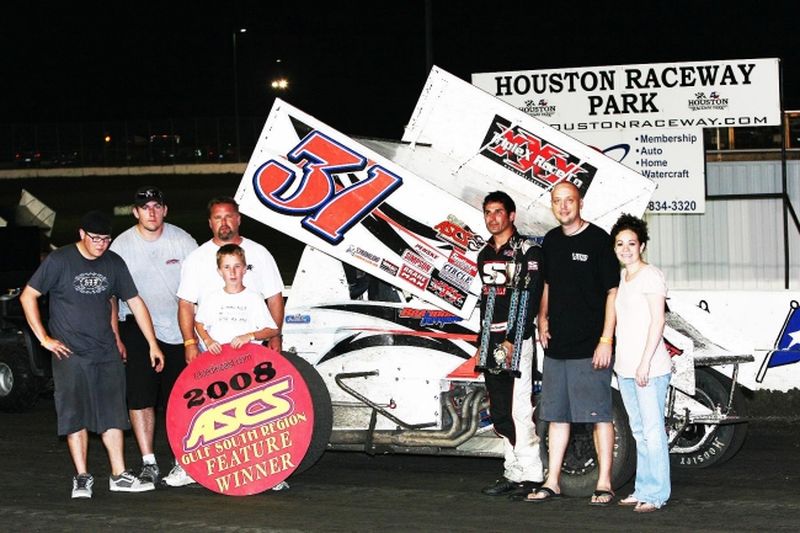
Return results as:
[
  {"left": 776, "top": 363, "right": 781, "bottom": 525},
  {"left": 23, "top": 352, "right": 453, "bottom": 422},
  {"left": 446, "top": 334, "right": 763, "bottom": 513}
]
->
[
  {"left": 80, "top": 210, "right": 112, "bottom": 235},
  {"left": 134, "top": 186, "right": 165, "bottom": 207}
]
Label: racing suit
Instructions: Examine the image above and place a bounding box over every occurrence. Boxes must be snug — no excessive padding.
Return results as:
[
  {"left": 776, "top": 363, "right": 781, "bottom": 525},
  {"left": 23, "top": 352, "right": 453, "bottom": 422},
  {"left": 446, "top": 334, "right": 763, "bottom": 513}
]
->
[{"left": 476, "top": 230, "right": 544, "bottom": 483}]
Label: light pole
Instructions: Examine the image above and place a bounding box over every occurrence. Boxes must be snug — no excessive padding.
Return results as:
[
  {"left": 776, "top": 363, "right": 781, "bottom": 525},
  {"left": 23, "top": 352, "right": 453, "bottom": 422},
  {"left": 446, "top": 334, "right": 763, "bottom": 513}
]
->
[
  {"left": 232, "top": 28, "right": 246, "bottom": 163},
  {"left": 270, "top": 58, "right": 290, "bottom": 92}
]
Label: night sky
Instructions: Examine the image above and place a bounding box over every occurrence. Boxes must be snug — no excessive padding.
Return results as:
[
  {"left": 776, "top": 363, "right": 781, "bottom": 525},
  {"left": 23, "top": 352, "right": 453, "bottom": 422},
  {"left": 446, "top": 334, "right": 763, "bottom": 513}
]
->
[{"left": 3, "top": 0, "right": 800, "bottom": 139}]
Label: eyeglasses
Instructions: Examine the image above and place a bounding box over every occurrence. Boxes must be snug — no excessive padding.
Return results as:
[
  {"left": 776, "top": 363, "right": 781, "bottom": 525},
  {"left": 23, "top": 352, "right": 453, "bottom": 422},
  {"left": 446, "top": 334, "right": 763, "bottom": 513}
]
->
[{"left": 85, "top": 232, "right": 112, "bottom": 244}]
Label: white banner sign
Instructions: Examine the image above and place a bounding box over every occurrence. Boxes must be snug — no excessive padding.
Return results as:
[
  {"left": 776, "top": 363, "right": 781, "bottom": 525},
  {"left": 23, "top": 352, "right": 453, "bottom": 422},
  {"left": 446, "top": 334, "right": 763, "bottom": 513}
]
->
[
  {"left": 471, "top": 58, "right": 781, "bottom": 130},
  {"left": 234, "top": 100, "right": 487, "bottom": 318},
  {"left": 573, "top": 128, "right": 706, "bottom": 213},
  {"left": 472, "top": 58, "right": 779, "bottom": 215}
]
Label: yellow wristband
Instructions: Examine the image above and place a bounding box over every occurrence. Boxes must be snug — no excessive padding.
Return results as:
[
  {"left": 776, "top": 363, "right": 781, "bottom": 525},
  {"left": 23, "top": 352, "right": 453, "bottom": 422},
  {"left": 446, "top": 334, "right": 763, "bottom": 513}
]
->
[
  {"left": 599, "top": 336, "right": 613, "bottom": 345},
  {"left": 41, "top": 336, "right": 52, "bottom": 347},
  {"left": 184, "top": 339, "right": 197, "bottom": 347}
]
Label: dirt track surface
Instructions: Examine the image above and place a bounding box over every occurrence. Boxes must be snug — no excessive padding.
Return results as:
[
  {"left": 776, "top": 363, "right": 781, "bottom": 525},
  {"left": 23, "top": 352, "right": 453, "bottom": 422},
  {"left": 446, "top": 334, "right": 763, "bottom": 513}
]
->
[{"left": 1, "top": 398, "right": 799, "bottom": 532}]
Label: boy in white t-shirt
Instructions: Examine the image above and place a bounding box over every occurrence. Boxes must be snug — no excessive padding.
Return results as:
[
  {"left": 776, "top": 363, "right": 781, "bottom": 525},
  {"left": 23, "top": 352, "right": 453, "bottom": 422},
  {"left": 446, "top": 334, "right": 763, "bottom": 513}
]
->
[{"left": 195, "top": 244, "right": 279, "bottom": 354}]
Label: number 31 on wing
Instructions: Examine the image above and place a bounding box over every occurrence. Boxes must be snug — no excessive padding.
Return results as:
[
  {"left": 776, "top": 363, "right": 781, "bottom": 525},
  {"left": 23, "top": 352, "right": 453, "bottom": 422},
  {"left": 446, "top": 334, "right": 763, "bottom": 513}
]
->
[{"left": 252, "top": 131, "right": 403, "bottom": 244}]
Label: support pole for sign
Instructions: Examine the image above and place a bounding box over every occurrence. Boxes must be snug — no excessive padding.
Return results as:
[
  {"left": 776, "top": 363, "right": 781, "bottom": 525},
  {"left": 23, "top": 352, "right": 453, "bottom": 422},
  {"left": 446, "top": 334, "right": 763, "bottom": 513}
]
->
[
  {"left": 779, "top": 59, "right": 789, "bottom": 289},
  {"left": 425, "top": 0, "right": 433, "bottom": 75}
]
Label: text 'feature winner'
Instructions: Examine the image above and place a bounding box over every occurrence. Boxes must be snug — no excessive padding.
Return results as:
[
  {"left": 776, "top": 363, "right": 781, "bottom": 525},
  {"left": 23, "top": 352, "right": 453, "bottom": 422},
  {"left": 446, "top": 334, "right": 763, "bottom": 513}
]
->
[{"left": 166, "top": 344, "right": 314, "bottom": 495}]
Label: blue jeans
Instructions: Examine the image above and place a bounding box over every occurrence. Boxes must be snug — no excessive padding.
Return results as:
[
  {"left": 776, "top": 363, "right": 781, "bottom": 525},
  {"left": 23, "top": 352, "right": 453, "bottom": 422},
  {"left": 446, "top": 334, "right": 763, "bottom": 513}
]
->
[{"left": 618, "top": 373, "right": 671, "bottom": 508}]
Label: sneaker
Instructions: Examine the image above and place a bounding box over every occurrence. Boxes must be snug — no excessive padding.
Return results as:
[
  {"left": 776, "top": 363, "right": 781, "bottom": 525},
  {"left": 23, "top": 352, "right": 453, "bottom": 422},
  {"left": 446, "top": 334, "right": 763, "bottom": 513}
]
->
[
  {"left": 109, "top": 470, "right": 156, "bottom": 493},
  {"left": 271, "top": 480, "right": 290, "bottom": 491},
  {"left": 482, "top": 477, "right": 526, "bottom": 496},
  {"left": 162, "top": 464, "right": 197, "bottom": 487},
  {"left": 72, "top": 473, "right": 94, "bottom": 499},
  {"left": 139, "top": 462, "right": 161, "bottom": 485}
]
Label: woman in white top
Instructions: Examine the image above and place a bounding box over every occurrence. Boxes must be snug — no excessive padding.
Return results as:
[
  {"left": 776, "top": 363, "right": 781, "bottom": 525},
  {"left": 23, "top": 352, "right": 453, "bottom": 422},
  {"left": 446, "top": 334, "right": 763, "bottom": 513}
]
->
[{"left": 610, "top": 214, "right": 671, "bottom": 513}]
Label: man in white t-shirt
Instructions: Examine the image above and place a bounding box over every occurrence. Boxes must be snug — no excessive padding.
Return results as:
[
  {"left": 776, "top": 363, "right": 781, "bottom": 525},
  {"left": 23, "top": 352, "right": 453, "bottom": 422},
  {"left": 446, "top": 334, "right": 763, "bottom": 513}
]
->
[{"left": 166, "top": 197, "right": 284, "bottom": 487}]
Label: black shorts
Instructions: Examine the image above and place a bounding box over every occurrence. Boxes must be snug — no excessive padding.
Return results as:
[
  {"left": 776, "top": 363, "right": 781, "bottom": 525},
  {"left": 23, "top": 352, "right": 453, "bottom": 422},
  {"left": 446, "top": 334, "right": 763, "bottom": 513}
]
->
[
  {"left": 120, "top": 318, "right": 186, "bottom": 410},
  {"left": 52, "top": 353, "right": 129, "bottom": 436}
]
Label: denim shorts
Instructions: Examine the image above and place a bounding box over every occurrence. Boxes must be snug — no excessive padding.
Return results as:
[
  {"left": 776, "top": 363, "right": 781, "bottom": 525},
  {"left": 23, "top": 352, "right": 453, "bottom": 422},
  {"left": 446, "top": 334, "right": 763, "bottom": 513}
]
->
[{"left": 538, "top": 356, "right": 613, "bottom": 423}]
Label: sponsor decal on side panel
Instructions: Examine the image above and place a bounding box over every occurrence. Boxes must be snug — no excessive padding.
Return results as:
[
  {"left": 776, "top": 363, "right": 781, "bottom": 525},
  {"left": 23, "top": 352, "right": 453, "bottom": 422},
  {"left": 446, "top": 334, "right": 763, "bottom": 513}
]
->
[
  {"left": 448, "top": 249, "right": 478, "bottom": 276},
  {"left": 399, "top": 308, "right": 462, "bottom": 327},
  {"left": 479, "top": 114, "right": 597, "bottom": 196},
  {"left": 401, "top": 249, "right": 434, "bottom": 274},
  {"left": 414, "top": 243, "right": 443, "bottom": 263},
  {"left": 434, "top": 217, "right": 485, "bottom": 252},
  {"left": 285, "top": 314, "right": 311, "bottom": 324},
  {"left": 427, "top": 276, "right": 467, "bottom": 309},
  {"left": 380, "top": 259, "right": 399, "bottom": 276},
  {"left": 166, "top": 344, "right": 314, "bottom": 496},
  {"left": 345, "top": 244, "right": 381, "bottom": 267},
  {"left": 439, "top": 263, "right": 474, "bottom": 293},
  {"left": 398, "top": 265, "right": 430, "bottom": 290}
]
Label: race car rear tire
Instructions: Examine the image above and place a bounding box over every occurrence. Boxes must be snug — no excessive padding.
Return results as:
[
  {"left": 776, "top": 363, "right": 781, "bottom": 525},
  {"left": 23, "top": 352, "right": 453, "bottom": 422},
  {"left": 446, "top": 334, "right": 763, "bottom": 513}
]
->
[
  {"left": 282, "top": 351, "right": 333, "bottom": 475},
  {"left": 536, "top": 389, "right": 635, "bottom": 497},
  {"left": 669, "top": 368, "right": 748, "bottom": 469},
  {"left": 0, "top": 344, "right": 43, "bottom": 412}
]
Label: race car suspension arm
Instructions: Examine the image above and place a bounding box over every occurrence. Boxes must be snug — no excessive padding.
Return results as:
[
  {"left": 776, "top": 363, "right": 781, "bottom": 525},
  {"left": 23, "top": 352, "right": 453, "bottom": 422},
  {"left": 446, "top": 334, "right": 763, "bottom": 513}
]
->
[{"left": 335, "top": 371, "right": 436, "bottom": 430}]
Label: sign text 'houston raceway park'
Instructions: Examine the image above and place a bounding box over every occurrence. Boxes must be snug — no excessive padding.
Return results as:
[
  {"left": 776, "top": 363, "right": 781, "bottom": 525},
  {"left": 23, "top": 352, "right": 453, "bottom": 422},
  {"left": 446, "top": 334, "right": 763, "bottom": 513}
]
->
[{"left": 473, "top": 58, "right": 781, "bottom": 214}]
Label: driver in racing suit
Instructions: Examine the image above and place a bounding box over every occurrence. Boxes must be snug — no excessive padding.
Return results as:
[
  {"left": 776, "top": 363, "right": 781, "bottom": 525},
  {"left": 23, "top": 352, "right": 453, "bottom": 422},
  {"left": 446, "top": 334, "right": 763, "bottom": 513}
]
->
[{"left": 476, "top": 191, "right": 544, "bottom": 499}]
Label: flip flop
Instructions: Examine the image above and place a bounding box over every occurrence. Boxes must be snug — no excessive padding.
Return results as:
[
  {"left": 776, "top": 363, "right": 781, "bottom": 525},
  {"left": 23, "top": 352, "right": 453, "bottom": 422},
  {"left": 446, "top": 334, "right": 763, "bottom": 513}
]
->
[
  {"left": 589, "top": 489, "right": 615, "bottom": 506},
  {"left": 524, "top": 486, "right": 562, "bottom": 503},
  {"left": 618, "top": 495, "right": 639, "bottom": 506}
]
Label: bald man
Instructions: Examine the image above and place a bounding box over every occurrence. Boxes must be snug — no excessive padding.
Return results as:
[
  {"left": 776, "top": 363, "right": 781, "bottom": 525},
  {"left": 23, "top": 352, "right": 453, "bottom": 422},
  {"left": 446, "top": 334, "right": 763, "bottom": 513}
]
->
[{"left": 528, "top": 181, "right": 619, "bottom": 506}]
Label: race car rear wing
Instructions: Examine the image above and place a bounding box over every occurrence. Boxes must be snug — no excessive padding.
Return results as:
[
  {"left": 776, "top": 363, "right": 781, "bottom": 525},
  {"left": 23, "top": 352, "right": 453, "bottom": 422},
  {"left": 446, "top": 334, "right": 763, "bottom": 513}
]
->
[{"left": 234, "top": 67, "right": 656, "bottom": 318}]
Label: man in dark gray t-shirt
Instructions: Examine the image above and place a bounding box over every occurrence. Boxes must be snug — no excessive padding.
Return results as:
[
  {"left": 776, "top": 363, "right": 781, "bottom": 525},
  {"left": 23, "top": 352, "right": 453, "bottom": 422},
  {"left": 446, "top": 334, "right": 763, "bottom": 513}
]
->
[{"left": 20, "top": 210, "right": 165, "bottom": 499}]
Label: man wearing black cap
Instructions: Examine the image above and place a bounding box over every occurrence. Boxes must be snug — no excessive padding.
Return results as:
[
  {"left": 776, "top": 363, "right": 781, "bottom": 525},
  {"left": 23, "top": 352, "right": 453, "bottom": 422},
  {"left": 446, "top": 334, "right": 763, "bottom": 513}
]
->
[
  {"left": 110, "top": 186, "right": 198, "bottom": 485},
  {"left": 20, "top": 210, "right": 165, "bottom": 499}
]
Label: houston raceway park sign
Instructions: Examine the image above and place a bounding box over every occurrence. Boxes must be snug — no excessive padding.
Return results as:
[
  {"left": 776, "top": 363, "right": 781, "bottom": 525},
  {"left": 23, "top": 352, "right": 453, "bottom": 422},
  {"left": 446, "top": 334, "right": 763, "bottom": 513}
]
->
[{"left": 472, "top": 58, "right": 781, "bottom": 214}]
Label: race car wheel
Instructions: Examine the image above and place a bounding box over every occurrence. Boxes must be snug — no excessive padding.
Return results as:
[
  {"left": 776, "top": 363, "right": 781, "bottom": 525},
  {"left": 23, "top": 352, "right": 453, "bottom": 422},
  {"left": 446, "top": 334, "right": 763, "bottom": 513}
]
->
[
  {"left": 669, "top": 368, "right": 748, "bottom": 469},
  {"left": 536, "top": 389, "right": 636, "bottom": 497},
  {"left": 0, "top": 343, "right": 42, "bottom": 412},
  {"left": 282, "top": 351, "right": 333, "bottom": 475}
]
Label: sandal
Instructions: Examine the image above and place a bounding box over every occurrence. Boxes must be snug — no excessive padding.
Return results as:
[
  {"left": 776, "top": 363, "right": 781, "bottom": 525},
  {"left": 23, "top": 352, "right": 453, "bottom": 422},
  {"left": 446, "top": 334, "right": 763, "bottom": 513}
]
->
[
  {"left": 589, "top": 489, "right": 615, "bottom": 506},
  {"left": 618, "top": 495, "right": 639, "bottom": 506},
  {"left": 524, "top": 486, "right": 562, "bottom": 503},
  {"left": 634, "top": 502, "right": 659, "bottom": 513}
]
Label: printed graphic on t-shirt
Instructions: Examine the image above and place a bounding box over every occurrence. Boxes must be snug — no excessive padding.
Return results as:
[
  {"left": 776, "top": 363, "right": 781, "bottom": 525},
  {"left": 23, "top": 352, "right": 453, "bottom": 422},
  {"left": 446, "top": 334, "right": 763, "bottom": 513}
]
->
[
  {"left": 73, "top": 272, "right": 109, "bottom": 294},
  {"left": 212, "top": 303, "right": 250, "bottom": 327}
]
